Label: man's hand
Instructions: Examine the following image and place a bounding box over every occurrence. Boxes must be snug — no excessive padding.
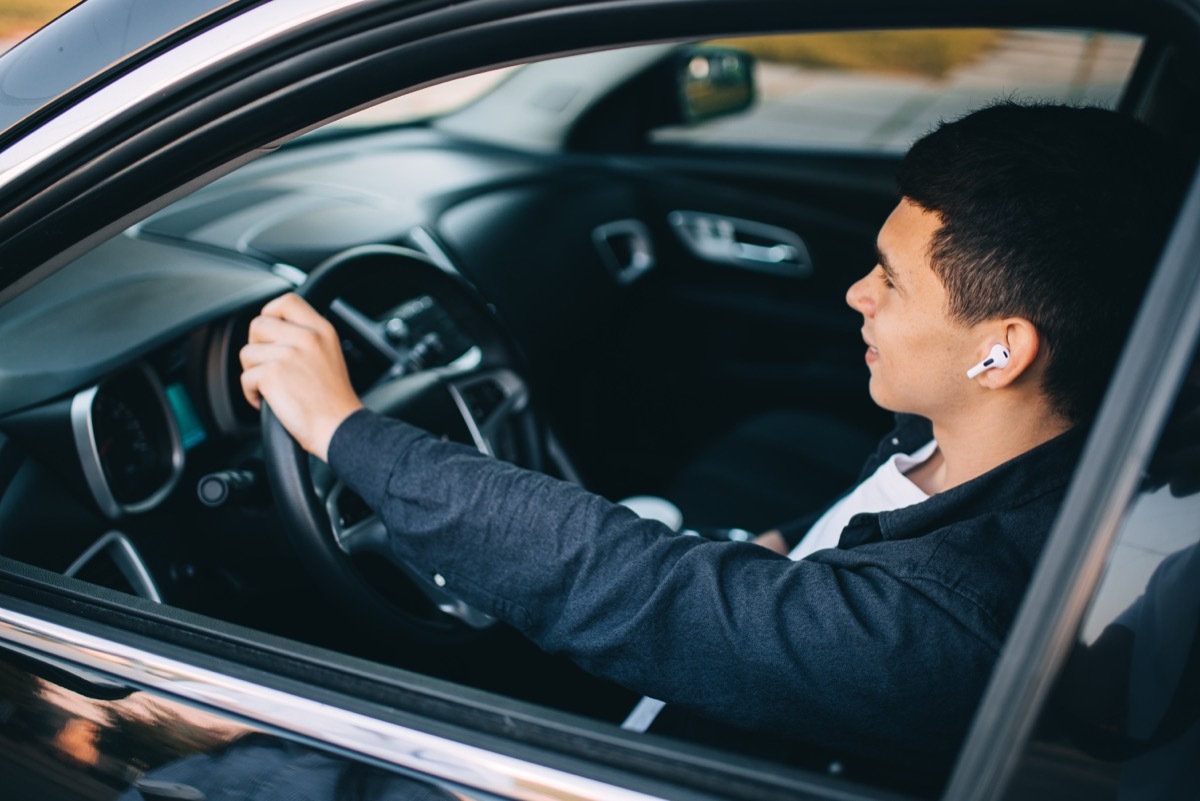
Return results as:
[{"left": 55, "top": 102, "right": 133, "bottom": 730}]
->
[
  {"left": 753, "top": 530, "right": 789, "bottom": 554},
  {"left": 239, "top": 293, "right": 364, "bottom": 462}
]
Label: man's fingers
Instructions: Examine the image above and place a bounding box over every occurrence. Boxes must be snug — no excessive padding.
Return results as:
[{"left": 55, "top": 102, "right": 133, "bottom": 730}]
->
[
  {"left": 238, "top": 340, "right": 297, "bottom": 370},
  {"left": 247, "top": 312, "right": 332, "bottom": 348},
  {"left": 261, "top": 292, "right": 331, "bottom": 330},
  {"left": 238, "top": 344, "right": 300, "bottom": 405},
  {"left": 239, "top": 364, "right": 264, "bottom": 410}
]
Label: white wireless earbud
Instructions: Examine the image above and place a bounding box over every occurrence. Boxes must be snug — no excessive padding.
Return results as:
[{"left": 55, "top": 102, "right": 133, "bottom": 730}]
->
[{"left": 966, "top": 344, "right": 1010, "bottom": 379}]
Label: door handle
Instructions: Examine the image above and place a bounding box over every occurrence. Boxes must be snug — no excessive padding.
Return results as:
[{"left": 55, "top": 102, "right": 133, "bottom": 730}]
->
[
  {"left": 732, "top": 239, "right": 798, "bottom": 266},
  {"left": 668, "top": 210, "right": 812, "bottom": 278}
]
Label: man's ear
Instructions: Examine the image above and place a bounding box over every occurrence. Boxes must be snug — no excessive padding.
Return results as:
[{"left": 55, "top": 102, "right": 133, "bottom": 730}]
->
[{"left": 976, "top": 319, "right": 1040, "bottom": 390}]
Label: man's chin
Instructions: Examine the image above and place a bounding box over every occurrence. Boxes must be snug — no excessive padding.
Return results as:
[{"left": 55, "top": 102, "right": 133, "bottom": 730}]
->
[
  {"left": 867, "top": 383, "right": 908, "bottom": 416},
  {"left": 866, "top": 380, "right": 889, "bottom": 410}
]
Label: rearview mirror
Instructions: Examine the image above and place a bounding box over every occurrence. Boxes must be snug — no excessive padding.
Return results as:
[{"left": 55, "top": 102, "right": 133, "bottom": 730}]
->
[{"left": 676, "top": 47, "right": 755, "bottom": 123}]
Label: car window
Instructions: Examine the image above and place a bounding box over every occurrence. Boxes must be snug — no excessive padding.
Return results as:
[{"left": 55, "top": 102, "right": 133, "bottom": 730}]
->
[
  {"left": 651, "top": 29, "right": 1144, "bottom": 153},
  {"left": 1004, "top": 357, "right": 1200, "bottom": 799}
]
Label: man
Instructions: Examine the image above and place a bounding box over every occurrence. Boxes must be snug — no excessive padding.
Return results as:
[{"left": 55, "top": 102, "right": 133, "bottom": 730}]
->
[{"left": 239, "top": 103, "right": 1180, "bottom": 774}]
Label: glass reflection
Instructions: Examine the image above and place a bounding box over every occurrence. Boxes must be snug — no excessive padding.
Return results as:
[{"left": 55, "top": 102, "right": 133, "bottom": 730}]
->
[
  {"left": 113, "top": 734, "right": 462, "bottom": 801},
  {"left": 0, "top": 649, "right": 246, "bottom": 799},
  {"left": 0, "top": 650, "right": 467, "bottom": 801}
]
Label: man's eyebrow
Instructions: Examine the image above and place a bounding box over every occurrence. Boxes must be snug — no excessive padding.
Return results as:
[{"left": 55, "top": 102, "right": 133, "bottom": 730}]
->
[{"left": 875, "top": 243, "right": 900, "bottom": 285}]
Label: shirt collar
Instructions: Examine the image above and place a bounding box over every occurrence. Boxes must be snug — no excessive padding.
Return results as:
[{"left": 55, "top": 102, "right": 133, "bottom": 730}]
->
[{"left": 844, "top": 420, "right": 1088, "bottom": 545}]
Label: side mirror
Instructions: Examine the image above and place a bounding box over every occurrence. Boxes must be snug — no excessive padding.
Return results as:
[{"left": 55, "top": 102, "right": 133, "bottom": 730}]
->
[
  {"left": 676, "top": 47, "right": 756, "bottom": 123},
  {"left": 566, "top": 44, "right": 757, "bottom": 151}
]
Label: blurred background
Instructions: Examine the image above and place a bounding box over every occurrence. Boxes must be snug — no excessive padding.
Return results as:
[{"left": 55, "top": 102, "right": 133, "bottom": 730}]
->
[{"left": 0, "top": 0, "right": 73, "bottom": 45}]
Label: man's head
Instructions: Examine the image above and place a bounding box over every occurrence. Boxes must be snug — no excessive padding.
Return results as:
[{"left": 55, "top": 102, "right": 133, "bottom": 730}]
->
[{"left": 850, "top": 102, "right": 1182, "bottom": 425}]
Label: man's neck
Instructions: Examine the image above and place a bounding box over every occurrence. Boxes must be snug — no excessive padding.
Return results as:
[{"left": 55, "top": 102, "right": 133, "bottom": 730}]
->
[{"left": 907, "top": 398, "right": 1072, "bottom": 496}]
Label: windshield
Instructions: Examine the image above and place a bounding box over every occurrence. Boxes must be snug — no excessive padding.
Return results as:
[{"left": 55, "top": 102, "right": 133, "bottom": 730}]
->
[{"left": 0, "top": 0, "right": 237, "bottom": 141}]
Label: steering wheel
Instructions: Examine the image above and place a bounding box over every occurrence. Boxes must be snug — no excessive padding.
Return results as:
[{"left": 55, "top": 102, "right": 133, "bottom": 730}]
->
[{"left": 261, "top": 245, "right": 543, "bottom": 641}]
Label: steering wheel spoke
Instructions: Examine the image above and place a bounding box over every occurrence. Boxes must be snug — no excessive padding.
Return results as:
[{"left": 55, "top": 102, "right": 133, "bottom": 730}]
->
[
  {"left": 361, "top": 369, "right": 446, "bottom": 418},
  {"left": 394, "top": 561, "right": 497, "bottom": 629},
  {"left": 325, "top": 481, "right": 389, "bottom": 555},
  {"left": 324, "top": 480, "right": 497, "bottom": 629},
  {"left": 449, "top": 369, "right": 529, "bottom": 458}
]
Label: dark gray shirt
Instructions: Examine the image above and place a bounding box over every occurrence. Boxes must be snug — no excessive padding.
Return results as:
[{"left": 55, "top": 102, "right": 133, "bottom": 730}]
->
[{"left": 329, "top": 410, "right": 1084, "bottom": 767}]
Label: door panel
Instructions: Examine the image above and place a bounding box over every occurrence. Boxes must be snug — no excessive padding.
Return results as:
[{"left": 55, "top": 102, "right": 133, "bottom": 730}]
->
[{"left": 578, "top": 151, "right": 897, "bottom": 497}]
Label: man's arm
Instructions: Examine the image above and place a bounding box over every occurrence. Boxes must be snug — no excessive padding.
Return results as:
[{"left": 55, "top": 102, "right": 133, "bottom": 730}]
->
[
  {"left": 328, "top": 408, "right": 996, "bottom": 764},
  {"left": 242, "top": 294, "right": 997, "bottom": 767}
]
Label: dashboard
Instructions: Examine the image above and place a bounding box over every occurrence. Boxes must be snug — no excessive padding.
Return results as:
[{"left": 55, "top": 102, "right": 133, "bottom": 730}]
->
[
  {"left": 0, "top": 244, "right": 483, "bottom": 495},
  {"left": 0, "top": 182, "right": 515, "bottom": 617}
]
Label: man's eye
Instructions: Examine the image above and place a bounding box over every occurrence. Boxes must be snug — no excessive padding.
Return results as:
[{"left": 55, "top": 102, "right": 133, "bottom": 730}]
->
[{"left": 878, "top": 267, "right": 894, "bottom": 289}]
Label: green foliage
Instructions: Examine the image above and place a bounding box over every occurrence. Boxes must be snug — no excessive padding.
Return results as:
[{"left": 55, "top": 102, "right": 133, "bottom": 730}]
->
[
  {"left": 0, "top": 0, "right": 77, "bottom": 38},
  {"left": 715, "top": 30, "right": 1004, "bottom": 78}
]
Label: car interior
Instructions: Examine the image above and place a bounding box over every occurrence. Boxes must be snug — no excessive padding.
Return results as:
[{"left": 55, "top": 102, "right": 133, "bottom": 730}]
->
[{"left": 0, "top": 9, "right": 1198, "bottom": 800}]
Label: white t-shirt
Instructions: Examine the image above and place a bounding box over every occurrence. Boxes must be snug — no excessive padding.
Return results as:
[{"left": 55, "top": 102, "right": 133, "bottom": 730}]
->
[
  {"left": 621, "top": 439, "right": 938, "bottom": 734},
  {"left": 788, "top": 439, "right": 937, "bottom": 560}
]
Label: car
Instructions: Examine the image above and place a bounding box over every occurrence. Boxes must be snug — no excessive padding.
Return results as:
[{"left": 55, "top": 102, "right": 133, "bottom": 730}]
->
[{"left": 0, "top": 0, "right": 1196, "bottom": 799}]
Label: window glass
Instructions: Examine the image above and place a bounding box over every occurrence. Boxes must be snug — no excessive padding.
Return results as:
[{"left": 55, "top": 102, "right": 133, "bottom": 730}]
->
[
  {"left": 652, "top": 29, "right": 1143, "bottom": 153},
  {"left": 1006, "top": 362, "right": 1200, "bottom": 799}
]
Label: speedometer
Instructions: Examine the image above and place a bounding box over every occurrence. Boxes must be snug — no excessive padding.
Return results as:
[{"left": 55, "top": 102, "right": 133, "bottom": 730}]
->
[{"left": 72, "top": 365, "right": 184, "bottom": 518}]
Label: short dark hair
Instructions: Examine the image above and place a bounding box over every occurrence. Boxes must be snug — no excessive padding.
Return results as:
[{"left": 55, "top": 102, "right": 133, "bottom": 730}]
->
[{"left": 897, "top": 101, "right": 1184, "bottom": 423}]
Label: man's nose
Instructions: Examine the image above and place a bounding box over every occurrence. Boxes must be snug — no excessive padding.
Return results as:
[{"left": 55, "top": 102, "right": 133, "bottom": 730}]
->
[{"left": 846, "top": 273, "right": 875, "bottom": 316}]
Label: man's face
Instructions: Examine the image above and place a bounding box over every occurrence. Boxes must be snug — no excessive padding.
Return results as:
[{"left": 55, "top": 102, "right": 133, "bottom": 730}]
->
[{"left": 846, "top": 198, "right": 984, "bottom": 421}]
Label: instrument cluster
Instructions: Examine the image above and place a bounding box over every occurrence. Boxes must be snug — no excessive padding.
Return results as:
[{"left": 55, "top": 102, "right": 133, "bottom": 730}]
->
[
  {"left": 72, "top": 364, "right": 190, "bottom": 519},
  {"left": 71, "top": 329, "right": 221, "bottom": 520}
]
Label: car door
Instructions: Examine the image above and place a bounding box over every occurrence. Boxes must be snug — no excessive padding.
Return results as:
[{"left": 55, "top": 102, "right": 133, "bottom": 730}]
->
[{"left": 0, "top": 3, "right": 1197, "bottom": 801}]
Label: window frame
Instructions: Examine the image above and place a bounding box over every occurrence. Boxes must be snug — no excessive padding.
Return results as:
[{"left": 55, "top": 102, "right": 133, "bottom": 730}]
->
[{"left": 946, "top": 113, "right": 1200, "bottom": 801}]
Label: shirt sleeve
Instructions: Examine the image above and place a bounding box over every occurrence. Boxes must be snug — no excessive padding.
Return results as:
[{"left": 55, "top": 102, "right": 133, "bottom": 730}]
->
[{"left": 328, "top": 408, "right": 997, "bottom": 765}]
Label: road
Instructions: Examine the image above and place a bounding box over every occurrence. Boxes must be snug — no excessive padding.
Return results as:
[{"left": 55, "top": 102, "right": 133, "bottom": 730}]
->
[{"left": 661, "top": 30, "right": 1144, "bottom": 152}]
